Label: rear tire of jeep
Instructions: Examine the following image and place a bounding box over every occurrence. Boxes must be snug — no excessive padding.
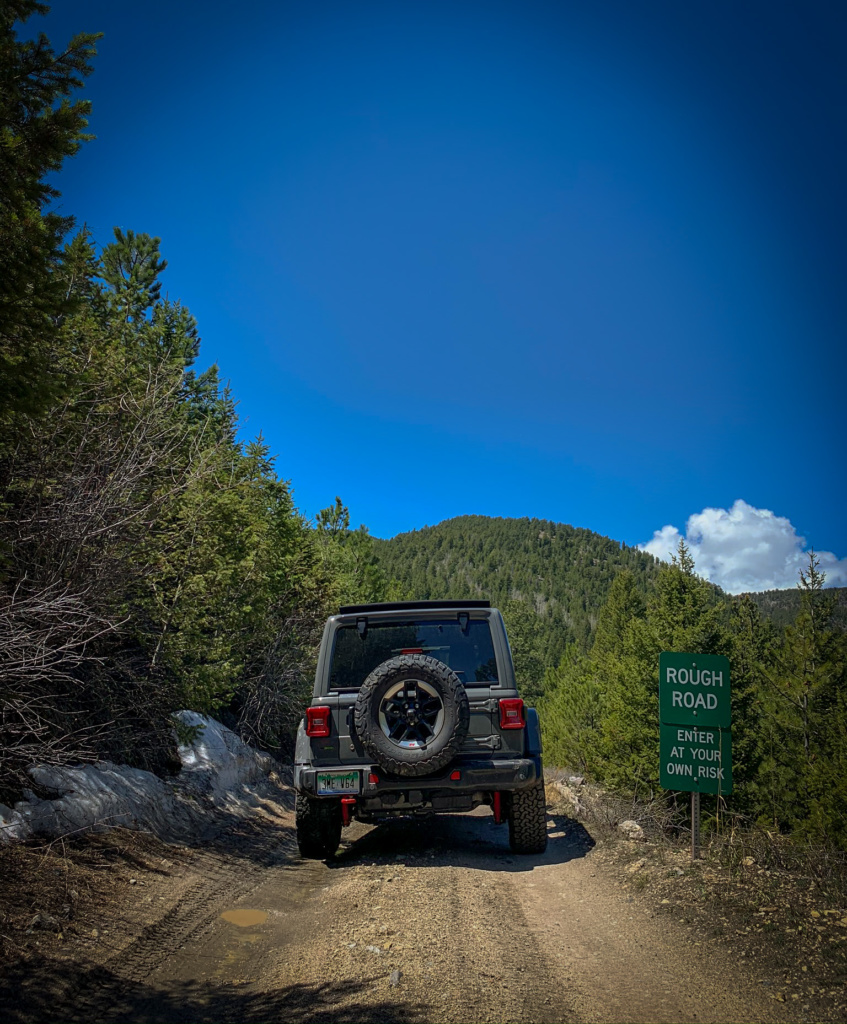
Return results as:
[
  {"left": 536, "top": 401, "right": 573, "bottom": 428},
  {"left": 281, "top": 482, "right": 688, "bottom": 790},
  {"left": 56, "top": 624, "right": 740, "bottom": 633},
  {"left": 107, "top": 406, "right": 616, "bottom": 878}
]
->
[
  {"left": 354, "top": 654, "right": 470, "bottom": 778},
  {"left": 508, "top": 780, "right": 548, "bottom": 854},
  {"left": 296, "top": 793, "right": 342, "bottom": 859}
]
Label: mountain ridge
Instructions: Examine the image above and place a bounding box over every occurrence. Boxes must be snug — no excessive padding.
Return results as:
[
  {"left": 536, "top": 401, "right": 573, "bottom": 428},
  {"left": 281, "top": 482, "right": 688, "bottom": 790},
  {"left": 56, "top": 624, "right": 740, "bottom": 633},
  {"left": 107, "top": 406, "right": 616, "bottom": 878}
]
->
[
  {"left": 372, "top": 514, "right": 661, "bottom": 669},
  {"left": 373, "top": 514, "right": 847, "bottom": 654}
]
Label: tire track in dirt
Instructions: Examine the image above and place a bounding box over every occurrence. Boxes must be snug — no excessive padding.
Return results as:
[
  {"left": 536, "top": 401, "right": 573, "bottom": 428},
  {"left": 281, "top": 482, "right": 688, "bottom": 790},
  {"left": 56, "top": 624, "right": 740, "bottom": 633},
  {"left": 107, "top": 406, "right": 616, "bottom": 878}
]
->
[
  {"left": 72, "top": 815, "right": 296, "bottom": 1021},
  {"left": 60, "top": 811, "right": 581, "bottom": 1024},
  {"left": 5, "top": 796, "right": 803, "bottom": 1023},
  {"left": 1, "top": 804, "right": 297, "bottom": 1024}
]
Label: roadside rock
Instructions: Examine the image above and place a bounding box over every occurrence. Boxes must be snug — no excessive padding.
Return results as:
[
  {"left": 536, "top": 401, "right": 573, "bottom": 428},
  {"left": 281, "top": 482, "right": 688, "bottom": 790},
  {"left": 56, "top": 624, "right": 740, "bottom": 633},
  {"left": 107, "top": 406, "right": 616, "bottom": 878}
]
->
[
  {"left": 552, "top": 781, "right": 583, "bottom": 816},
  {"left": 618, "top": 820, "right": 645, "bottom": 841}
]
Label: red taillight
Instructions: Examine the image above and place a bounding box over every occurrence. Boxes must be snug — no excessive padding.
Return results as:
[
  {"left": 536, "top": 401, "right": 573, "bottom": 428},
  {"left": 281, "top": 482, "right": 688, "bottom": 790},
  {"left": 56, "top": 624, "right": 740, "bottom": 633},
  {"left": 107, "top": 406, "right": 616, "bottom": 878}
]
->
[
  {"left": 368, "top": 772, "right": 380, "bottom": 785},
  {"left": 450, "top": 769, "right": 461, "bottom": 781},
  {"left": 499, "top": 697, "right": 525, "bottom": 729},
  {"left": 306, "top": 706, "right": 331, "bottom": 737}
]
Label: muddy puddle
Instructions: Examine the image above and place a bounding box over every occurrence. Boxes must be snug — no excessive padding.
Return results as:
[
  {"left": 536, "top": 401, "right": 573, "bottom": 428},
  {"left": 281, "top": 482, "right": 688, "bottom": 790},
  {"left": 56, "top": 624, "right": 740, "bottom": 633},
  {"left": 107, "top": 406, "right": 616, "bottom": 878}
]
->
[{"left": 220, "top": 909, "right": 268, "bottom": 927}]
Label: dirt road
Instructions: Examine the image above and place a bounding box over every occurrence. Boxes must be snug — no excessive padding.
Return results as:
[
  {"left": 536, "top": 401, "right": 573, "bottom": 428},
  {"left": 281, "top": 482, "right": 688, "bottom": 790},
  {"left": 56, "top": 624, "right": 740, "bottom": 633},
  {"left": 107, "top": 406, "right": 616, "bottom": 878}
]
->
[{"left": 4, "top": 796, "right": 796, "bottom": 1024}]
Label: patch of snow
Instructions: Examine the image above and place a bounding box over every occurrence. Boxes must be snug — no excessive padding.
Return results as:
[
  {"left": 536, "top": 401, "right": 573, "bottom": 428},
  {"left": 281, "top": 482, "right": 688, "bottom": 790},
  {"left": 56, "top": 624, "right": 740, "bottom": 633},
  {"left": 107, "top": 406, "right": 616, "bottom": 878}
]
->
[
  {"left": 175, "top": 711, "right": 273, "bottom": 803},
  {"left": 0, "top": 713, "right": 275, "bottom": 845}
]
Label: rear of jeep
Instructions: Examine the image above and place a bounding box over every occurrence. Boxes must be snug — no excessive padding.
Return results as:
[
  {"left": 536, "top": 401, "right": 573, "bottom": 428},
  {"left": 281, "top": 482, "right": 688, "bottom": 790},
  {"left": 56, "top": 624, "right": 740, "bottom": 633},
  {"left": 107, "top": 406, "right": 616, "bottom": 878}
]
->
[{"left": 293, "top": 600, "right": 547, "bottom": 859}]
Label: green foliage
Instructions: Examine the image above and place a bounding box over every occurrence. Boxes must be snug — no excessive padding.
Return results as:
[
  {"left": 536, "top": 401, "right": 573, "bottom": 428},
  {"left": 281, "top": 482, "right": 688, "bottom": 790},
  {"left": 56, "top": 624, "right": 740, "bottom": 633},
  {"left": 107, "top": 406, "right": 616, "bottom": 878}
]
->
[
  {"left": 0, "top": 206, "right": 382, "bottom": 783},
  {"left": 544, "top": 545, "right": 714, "bottom": 792},
  {"left": 101, "top": 227, "right": 168, "bottom": 331},
  {"left": 740, "top": 585, "right": 847, "bottom": 632},
  {"left": 501, "top": 598, "right": 547, "bottom": 702},
  {"left": 172, "top": 716, "right": 205, "bottom": 747},
  {"left": 316, "top": 497, "right": 389, "bottom": 606},
  {"left": 726, "top": 595, "right": 777, "bottom": 800},
  {"left": 0, "top": 1, "right": 100, "bottom": 418},
  {"left": 136, "top": 433, "right": 307, "bottom": 712},
  {"left": 540, "top": 644, "right": 603, "bottom": 775},
  {"left": 541, "top": 571, "right": 647, "bottom": 780},
  {"left": 373, "top": 514, "right": 661, "bottom": 677},
  {"left": 591, "top": 569, "right": 645, "bottom": 658},
  {"left": 752, "top": 555, "right": 847, "bottom": 846},
  {"left": 540, "top": 542, "right": 847, "bottom": 849}
]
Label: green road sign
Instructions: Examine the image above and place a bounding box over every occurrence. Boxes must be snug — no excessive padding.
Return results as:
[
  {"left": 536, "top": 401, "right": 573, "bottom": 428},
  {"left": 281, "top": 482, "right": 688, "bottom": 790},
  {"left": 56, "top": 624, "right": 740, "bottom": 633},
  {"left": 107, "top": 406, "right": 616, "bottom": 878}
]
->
[
  {"left": 660, "top": 722, "right": 733, "bottom": 795},
  {"left": 659, "top": 652, "right": 731, "bottom": 728}
]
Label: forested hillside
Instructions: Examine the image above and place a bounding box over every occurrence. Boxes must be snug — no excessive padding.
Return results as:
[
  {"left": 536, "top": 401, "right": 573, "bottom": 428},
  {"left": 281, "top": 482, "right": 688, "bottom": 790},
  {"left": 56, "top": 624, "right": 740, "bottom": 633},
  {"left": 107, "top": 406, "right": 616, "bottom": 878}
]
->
[
  {"left": 373, "top": 515, "right": 661, "bottom": 694},
  {"left": 540, "top": 548, "right": 847, "bottom": 847},
  {"left": 741, "top": 586, "right": 847, "bottom": 631},
  {"left": 0, "top": 3, "right": 385, "bottom": 802}
]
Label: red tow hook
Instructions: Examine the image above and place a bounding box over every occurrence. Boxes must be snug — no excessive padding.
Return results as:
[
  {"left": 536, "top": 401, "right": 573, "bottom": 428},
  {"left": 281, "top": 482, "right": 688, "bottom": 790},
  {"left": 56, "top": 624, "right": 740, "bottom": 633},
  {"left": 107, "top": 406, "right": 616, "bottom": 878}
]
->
[
  {"left": 492, "top": 791, "right": 505, "bottom": 825},
  {"left": 340, "top": 796, "right": 356, "bottom": 827}
]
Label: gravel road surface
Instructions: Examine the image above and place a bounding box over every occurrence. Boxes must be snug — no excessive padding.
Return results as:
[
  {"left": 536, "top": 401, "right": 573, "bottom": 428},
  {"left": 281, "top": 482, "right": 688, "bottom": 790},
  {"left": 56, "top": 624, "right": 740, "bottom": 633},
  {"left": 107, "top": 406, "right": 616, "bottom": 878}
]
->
[{"left": 4, "top": 793, "right": 797, "bottom": 1024}]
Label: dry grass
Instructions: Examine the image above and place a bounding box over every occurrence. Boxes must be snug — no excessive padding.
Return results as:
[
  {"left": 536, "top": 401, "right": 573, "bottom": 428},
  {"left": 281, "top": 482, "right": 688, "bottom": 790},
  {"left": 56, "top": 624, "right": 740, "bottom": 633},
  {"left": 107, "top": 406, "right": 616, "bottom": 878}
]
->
[{"left": 707, "top": 822, "right": 847, "bottom": 904}]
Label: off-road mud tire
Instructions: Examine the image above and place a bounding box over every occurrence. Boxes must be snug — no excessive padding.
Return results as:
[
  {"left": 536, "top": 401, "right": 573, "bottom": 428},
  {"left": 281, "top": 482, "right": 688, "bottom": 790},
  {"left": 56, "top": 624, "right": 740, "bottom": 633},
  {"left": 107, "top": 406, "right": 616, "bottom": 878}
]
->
[
  {"left": 354, "top": 654, "right": 470, "bottom": 777},
  {"left": 508, "top": 779, "right": 548, "bottom": 854},
  {"left": 296, "top": 793, "right": 342, "bottom": 859}
]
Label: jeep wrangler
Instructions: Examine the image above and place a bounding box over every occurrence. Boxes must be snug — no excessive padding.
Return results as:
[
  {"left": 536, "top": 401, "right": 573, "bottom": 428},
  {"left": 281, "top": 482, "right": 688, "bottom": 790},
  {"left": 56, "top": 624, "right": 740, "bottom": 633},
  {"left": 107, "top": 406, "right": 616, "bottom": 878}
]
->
[{"left": 293, "top": 600, "right": 547, "bottom": 859}]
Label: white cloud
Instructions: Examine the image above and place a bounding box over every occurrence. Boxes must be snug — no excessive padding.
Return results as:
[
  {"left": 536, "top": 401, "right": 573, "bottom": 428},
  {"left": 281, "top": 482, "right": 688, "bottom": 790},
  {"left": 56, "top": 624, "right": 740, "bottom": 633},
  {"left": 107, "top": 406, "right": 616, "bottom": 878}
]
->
[{"left": 638, "top": 499, "right": 847, "bottom": 594}]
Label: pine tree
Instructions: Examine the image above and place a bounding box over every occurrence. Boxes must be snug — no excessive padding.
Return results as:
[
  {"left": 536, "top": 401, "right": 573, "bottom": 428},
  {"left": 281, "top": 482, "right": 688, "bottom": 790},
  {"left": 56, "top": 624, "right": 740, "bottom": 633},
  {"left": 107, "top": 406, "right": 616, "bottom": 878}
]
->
[
  {"left": 592, "top": 569, "right": 645, "bottom": 658},
  {"left": 727, "top": 594, "right": 777, "bottom": 814},
  {"left": 101, "top": 228, "right": 168, "bottom": 333},
  {"left": 0, "top": 1, "right": 99, "bottom": 417},
  {"left": 316, "top": 496, "right": 350, "bottom": 541},
  {"left": 501, "top": 598, "right": 546, "bottom": 701},
  {"left": 149, "top": 299, "right": 200, "bottom": 368},
  {"left": 757, "top": 553, "right": 846, "bottom": 839},
  {"left": 314, "top": 497, "right": 388, "bottom": 606},
  {"left": 541, "top": 644, "right": 604, "bottom": 774},
  {"left": 593, "top": 542, "right": 730, "bottom": 796},
  {"left": 59, "top": 226, "right": 102, "bottom": 303}
]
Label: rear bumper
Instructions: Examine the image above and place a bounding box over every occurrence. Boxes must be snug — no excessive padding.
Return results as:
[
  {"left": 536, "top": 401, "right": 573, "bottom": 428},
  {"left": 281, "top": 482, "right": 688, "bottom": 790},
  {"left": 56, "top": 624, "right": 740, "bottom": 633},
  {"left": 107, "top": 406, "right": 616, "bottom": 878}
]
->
[{"left": 294, "top": 756, "right": 540, "bottom": 799}]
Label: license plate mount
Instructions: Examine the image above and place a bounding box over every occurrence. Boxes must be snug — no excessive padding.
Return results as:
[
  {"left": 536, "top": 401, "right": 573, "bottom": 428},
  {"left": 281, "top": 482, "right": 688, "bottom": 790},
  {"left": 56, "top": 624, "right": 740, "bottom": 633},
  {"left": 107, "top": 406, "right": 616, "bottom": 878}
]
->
[{"left": 316, "top": 770, "right": 361, "bottom": 796}]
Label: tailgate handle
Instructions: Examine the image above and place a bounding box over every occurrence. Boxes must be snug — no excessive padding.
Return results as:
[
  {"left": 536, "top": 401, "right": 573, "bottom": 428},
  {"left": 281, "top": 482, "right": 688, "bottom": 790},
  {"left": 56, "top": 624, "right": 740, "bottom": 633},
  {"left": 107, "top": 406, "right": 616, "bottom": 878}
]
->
[{"left": 465, "top": 734, "right": 502, "bottom": 750}]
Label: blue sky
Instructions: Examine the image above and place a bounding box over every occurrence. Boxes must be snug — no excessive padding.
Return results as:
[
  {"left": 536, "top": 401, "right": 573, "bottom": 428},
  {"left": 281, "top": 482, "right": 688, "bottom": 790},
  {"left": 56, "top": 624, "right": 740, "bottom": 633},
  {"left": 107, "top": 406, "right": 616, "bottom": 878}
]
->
[{"left": 38, "top": 1, "right": 846, "bottom": 589}]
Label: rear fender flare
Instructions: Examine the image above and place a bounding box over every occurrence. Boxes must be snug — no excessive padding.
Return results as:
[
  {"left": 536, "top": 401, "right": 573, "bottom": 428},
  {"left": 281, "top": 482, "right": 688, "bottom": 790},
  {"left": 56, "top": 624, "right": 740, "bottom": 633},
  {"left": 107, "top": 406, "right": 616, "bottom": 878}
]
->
[
  {"left": 525, "top": 707, "right": 542, "bottom": 757},
  {"left": 294, "top": 720, "right": 310, "bottom": 763}
]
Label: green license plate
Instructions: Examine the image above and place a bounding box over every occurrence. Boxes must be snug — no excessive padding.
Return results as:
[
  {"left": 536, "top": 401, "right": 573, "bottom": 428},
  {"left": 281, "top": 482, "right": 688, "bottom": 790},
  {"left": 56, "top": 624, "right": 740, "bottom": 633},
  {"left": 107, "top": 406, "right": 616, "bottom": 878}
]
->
[{"left": 316, "top": 770, "right": 360, "bottom": 796}]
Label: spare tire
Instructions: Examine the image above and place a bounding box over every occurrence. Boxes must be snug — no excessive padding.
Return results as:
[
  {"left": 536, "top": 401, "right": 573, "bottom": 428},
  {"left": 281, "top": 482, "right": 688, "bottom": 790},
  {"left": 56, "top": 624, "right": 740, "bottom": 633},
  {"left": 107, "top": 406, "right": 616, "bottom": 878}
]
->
[{"left": 354, "top": 654, "right": 470, "bottom": 777}]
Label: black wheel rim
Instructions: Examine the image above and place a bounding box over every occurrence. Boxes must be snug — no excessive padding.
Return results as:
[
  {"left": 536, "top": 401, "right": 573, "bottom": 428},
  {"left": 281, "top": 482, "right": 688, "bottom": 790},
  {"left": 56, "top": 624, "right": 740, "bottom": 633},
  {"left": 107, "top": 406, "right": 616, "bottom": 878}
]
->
[{"left": 378, "top": 678, "right": 445, "bottom": 749}]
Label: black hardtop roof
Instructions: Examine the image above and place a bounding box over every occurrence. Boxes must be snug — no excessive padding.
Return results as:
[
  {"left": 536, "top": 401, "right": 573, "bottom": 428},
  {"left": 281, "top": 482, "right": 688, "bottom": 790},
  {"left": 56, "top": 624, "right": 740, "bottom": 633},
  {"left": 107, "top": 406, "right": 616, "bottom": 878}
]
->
[{"left": 337, "top": 599, "right": 491, "bottom": 615}]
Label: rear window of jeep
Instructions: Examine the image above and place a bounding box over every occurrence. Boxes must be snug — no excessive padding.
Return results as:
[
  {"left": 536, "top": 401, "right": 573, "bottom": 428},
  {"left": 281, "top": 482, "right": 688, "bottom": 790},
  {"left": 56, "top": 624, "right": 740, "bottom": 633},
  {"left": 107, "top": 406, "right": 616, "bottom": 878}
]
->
[{"left": 329, "top": 619, "right": 499, "bottom": 691}]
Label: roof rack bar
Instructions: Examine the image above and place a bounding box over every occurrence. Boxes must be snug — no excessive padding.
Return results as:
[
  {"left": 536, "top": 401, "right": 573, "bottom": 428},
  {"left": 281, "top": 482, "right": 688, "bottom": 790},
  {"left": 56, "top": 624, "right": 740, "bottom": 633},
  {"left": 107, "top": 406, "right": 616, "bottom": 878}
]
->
[{"left": 337, "top": 599, "right": 491, "bottom": 614}]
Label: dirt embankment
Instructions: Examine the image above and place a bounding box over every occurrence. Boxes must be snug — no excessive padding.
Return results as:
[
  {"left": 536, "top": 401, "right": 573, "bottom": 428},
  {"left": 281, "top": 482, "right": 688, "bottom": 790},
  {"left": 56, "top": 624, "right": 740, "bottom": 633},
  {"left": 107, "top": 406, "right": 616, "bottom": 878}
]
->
[{"left": 1, "top": 780, "right": 844, "bottom": 1024}]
